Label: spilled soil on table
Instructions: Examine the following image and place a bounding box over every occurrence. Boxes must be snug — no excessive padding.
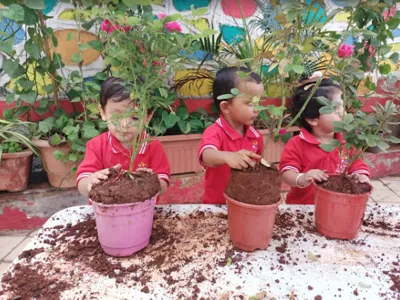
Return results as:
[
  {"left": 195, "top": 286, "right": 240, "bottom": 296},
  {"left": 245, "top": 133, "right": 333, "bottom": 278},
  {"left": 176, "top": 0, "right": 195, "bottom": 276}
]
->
[
  {"left": 317, "top": 175, "right": 371, "bottom": 195},
  {"left": 88, "top": 168, "right": 161, "bottom": 204},
  {"left": 225, "top": 163, "right": 282, "bottom": 205}
]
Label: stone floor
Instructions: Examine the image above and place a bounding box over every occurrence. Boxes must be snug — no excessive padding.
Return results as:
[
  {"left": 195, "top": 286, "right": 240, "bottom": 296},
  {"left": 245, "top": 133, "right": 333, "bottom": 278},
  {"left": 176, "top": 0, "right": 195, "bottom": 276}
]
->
[{"left": 1, "top": 177, "right": 400, "bottom": 276}]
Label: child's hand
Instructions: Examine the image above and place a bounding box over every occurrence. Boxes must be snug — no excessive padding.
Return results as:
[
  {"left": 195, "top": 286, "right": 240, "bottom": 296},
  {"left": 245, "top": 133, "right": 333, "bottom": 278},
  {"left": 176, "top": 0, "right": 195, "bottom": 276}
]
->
[
  {"left": 351, "top": 173, "right": 370, "bottom": 184},
  {"left": 87, "top": 164, "right": 122, "bottom": 192},
  {"left": 225, "top": 150, "right": 261, "bottom": 170},
  {"left": 298, "top": 169, "right": 328, "bottom": 187},
  {"left": 136, "top": 167, "right": 153, "bottom": 173}
]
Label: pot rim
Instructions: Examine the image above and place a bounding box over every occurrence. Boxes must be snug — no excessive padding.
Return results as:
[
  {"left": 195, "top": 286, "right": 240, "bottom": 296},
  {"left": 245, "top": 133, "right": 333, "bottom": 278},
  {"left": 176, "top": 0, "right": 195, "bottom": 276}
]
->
[
  {"left": 90, "top": 194, "right": 158, "bottom": 208},
  {"left": 0, "top": 149, "right": 33, "bottom": 158},
  {"left": 224, "top": 193, "right": 282, "bottom": 209},
  {"left": 313, "top": 174, "right": 373, "bottom": 197}
]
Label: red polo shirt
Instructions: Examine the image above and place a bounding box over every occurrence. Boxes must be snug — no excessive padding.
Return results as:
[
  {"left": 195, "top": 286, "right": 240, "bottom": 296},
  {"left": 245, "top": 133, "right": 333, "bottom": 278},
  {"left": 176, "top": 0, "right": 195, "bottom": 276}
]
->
[
  {"left": 76, "top": 131, "right": 170, "bottom": 186},
  {"left": 198, "top": 116, "right": 264, "bottom": 204},
  {"left": 280, "top": 128, "right": 370, "bottom": 205}
]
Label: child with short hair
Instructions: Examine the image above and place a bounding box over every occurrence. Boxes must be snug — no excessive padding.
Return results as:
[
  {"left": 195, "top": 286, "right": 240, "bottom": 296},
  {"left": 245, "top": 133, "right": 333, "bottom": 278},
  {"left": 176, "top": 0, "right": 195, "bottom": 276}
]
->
[
  {"left": 280, "top": 77, "right": 370, "bottom": 204},
  {"left": 76, "top": 77, "right": 170, "bottom": 197},
  {"left": 198, "top": 66, "right": 264, "bottom": 204}
]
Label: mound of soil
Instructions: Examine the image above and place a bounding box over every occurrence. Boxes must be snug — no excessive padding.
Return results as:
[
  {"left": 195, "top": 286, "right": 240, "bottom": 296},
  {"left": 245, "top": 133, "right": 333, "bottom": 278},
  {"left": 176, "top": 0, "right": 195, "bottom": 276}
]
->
[
  {"left": 317, "top": 175, "right": 371, "bottom": 195},
  {"left": 225, "top": 163, "right": 282, "bottom": 205},
  {"left": 89, "top": 168, "right": 161, "bottom": 204}
]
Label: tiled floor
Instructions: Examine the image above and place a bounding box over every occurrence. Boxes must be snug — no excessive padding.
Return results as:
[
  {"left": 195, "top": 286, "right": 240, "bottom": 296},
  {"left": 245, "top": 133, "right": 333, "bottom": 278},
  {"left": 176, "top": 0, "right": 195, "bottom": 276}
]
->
[{"left": 1, "top": 177, "right": 400, "bottom": 276}]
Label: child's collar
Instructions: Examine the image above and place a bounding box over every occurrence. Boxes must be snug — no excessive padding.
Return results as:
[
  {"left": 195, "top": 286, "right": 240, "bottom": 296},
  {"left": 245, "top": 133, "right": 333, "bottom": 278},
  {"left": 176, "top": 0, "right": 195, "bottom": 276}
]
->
[
  {"left": 299, "top": 128, "right": 344, "bottom": 145},
  {"left": 108, "top": 131, "right": 149, "bottom": 154},
  {"left": 217, "top": 115, "right": 260, "bottom": 140}
]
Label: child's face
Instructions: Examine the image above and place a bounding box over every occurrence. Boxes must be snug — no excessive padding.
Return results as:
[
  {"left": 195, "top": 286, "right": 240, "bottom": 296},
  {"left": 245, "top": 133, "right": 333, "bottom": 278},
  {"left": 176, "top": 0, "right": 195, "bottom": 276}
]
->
[
  {"left": 100, "top": 99, "right": 151, "bottom": 143},
  {"left": 221, "top": 82, "right": 264, "bottom": 126},
  {"left": 315, "top": 90, "right": 344, "bottom": 133}
]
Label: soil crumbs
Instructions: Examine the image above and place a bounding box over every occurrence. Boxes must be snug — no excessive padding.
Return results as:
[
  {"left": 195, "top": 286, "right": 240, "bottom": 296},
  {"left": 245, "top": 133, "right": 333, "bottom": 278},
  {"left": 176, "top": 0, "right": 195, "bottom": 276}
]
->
[{"left": 317, "top": 175, "right": 371, "bottom": 195}]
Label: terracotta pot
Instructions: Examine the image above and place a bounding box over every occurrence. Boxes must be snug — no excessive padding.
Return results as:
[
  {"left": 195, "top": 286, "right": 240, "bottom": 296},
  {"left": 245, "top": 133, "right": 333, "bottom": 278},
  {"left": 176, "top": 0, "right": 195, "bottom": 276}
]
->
[
  {"left": 259, "top": 127, "right": 300, "bottom": 163},
  {"left": 314, "top": 178, "right": 373, "bottom": 240},
  {"left": 33, "top": 140, "right": 76, "bottom": 188},
  {"left": 158, "top": 134, "right": 203, "bottom": 174},
  {"left": 0, "top": 150, "right": 32, "bottom": 192},
  {"left": 225, "top": 193, "right": 282, "bottom": 252}
]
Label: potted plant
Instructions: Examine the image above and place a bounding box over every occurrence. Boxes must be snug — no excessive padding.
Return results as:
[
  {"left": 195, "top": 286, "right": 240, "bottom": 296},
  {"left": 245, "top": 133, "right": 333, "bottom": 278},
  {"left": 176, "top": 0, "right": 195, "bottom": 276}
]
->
[
  {"left": 314, "top": 99, "right": 400, "bottom": 239},
  {"left": 82, "top": 4, "right": 211, "bottom": 256},
  {"left": 0, "top": 119, "right": 39, "bottom": 192}
]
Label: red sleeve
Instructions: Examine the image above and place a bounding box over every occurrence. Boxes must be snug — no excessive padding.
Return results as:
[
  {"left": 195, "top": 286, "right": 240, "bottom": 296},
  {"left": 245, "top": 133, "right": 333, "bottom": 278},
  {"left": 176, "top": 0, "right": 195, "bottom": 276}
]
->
[
  {"left": 256, "top": 132, "right": 264, "bottom": 156},
  {"left": 76, "top": 138, "right": 103, "bottom": 185},
  {"left": 198, "top": 124, "right": 222, "bottom": 165},
  {"left": 348, "top": 157, "right": 370, "bottom": 177},
  {"left": 149, "top": 140, "right": 171, "bottom": 184},
  {"left": 279, "top": 138, "right": 302, "bottom": 173}
]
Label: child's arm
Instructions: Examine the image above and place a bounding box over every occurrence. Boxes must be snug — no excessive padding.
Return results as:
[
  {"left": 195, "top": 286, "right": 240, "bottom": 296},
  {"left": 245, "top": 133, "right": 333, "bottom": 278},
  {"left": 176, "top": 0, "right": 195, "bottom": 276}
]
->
[
  {"left": 348, "top": 157, "right": 371, "bottom": 184},
  {"left": 146, "top": 140, "right": 170, "bottom": 195},
  {"left": 201, "top": 149, "right": 260, "bottom": 169}
]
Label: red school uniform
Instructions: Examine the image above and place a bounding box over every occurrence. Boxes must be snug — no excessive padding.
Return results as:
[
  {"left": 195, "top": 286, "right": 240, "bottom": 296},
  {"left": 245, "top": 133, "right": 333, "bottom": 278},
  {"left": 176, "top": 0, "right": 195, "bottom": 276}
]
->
[
  {"left": 198, "top": 116, "right": 264, "bottom": 204},
  {"left": 279, "top": 128, "right": 370, "bottom": 205},
  {"left": 76, "top": 131, "right": 170, "bottom": 196}
]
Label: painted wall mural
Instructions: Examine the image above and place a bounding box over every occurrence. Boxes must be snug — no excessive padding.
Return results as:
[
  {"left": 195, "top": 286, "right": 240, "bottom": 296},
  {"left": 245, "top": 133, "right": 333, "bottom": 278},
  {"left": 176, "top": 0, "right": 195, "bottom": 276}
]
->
[{"left": 0, "top": 0, "right": 399, "bottom": 98}]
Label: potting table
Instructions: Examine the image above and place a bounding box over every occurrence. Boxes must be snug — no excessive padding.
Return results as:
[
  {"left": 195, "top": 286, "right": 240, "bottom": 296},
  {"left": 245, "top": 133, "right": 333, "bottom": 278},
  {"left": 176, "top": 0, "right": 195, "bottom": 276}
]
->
[{"left": 1, "top": 204, "right": 399, "bottom": 300}]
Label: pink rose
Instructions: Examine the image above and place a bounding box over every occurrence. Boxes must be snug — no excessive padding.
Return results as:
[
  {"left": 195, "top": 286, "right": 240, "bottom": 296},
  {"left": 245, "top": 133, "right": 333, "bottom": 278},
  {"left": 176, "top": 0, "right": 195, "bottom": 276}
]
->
[
  {"left": 101, "top": 19, "right": 116, "bottom": 34},
  {"left": 338, "top": 44, "right": 354, "bottom": 58},
  {"left": 157, "top": 12, "right": 167, "bottom": 19},
  {"left": 383, "top": 5, "right": 396, "bottom": 21},
  {"left": 279, "top": 128, "right": 287, "bottom": 135},
  {"left": 165, "top": 21, "right": 182, "bottom": 33}
]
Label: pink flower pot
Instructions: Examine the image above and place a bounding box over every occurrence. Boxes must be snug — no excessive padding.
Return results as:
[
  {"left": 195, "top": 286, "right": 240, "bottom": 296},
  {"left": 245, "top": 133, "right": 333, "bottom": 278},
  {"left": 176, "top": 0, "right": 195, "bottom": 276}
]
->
[{"left": 91, "top": 196, "right": 157, "bottom": 257}]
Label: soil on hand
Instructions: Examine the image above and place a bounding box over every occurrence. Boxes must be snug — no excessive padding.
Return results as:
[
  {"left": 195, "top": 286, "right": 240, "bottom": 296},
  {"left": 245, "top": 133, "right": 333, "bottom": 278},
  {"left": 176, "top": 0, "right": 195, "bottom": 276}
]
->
[
  {"left": 89, "top": 168, "right": 161, "bottom": 204},
  {"left": 225, "top": 163, "right": 281, "bottom": 205},
  {"left": 317, "top": 175, "right": 371, "bottom": 195}
]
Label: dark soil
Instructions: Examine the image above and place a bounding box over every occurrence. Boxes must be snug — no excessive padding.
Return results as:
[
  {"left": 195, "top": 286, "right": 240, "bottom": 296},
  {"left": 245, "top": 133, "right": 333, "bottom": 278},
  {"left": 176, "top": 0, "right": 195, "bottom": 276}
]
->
[
  {"left": 89, "top": 168, "right": 161, "bottom": 204},
  {"left": 317, "top": 175, "right": 371, "bottom": 195},
  {"left": 225, "top": 163, "right": 281, "bottom": 205}
]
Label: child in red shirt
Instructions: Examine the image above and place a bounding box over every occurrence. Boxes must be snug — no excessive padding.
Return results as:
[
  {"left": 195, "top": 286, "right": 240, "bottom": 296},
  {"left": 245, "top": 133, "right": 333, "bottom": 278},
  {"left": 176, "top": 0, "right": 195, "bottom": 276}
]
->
[
  {"left": 76, "top": 77, "right": 170, "bottom": 198},
  {"left": 198, "top": 67, "right": 264, "bottom": 204},
  {"left": 280, "top": 77, "right": 370, "bottom": 204}
]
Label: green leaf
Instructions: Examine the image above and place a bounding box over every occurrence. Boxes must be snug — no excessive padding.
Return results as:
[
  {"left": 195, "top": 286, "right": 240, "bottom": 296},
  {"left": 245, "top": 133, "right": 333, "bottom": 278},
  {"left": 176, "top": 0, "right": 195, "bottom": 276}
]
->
[
  {"left": 343, "top": 113, "right": 354, "bottom": 124},
  {"left": 79, "top": 43, "right": 89, "bottom": 51},
  {"left": 126, "top": 16, "right": 140, "bottom": 26},
  {"left": 19, "top": 90, "right": 37, "bottom": 104},
  {"left": 379, "top": 63, "right": 391, "bottom": 75},
  {"left": 7, "top": 4, "right": 24, "bottom": 21},
  {"left": 316, "top": 96, "right": 331, "bottom": 106},
  {"left": 38, "top": 117, "right": 55, "bottom": 133},
  {"left": 389, "top": 136, "right": 400, "bottom": 144},
  {"left": 53, "top": 150, "right": 65, "bottom": 160},
  {"left": 82, "top": 19, "right": 96, "bottom": 31},
  {"left": 389, "top": 53, "right": 399, "bottom": 64},
  {"left": 320, "top": 140, "right": 340, "bottom": 152},
  {"left": 377, "top": 141, "right": 390, "bottom": 151},
  {"left": 159, "top": 88, "right": 168, "bottom": 99},
  {"left": 88, "top": 40, "right": 102, "bottom": 51},
  {"left": 163, "top": 113, "right": 179, "bottom": 128},
  {"left": 18, "top": 80, "right": 35, "bottom": 91},
  {"left": 178, "top": 120, "right": 191, "bottom": 134},
  {"left": 24, "top": 40, "right": 41, "bottom": 59},
  {"left": 191, "top": 6, "right": 208, "bottom": 17},
  {"left": 176, "top": 106, "right": 188, "bottom": 120},
  {"left": 0, "top": 39, "right": 14, "bottom": 54},
  {"left": 292, "top": 65, "right": 305, "bottom": 74},
  {"left": 217, "top": 94, "right": 233, "bottom": 100},
  {"left": 2, "top": 59, "right": 22, "bottom": 78},
  {"left": 132, "top": 0, "right": 151, "bottom": 5},
  {"left": 67, "top": 32, "right": 74, "bottom": 41},
  {"left": 122, "top": 0, "right": 137, "bottom": 8},
  {"left": 387, "top": 18, "right": 400, "bottom": 30},
  {"left": 6, "top": 94, "right": 14, "bottom": 104},
  {"left": 231, "top": 88, "right": 240, "bottom": 95},
  {"left": 319, "top": 106, "right": 334, "bottom": 114},
  {"left": 23, "top": 6, "right": 38, "bottom": 25},
  {"left": 307, "top": 251, "right": 320, "bottom": 261},
  {"left": 266, "top": 105, "right": 285, "bottom": 118},
  {"left": 82, "top": 125, "right": 100, "bottom": 139},
  {"left": 226, "top": 257, "right": 232, "bottom": 266},
  {"left": 49, "top": 133, "right": 62, "bottom": 146},
  {"left": 71, "top": 53, "right": 82, "bottom": 63},
  {"left": 24, "top": 0, "right": 45, "bottom": 9}
]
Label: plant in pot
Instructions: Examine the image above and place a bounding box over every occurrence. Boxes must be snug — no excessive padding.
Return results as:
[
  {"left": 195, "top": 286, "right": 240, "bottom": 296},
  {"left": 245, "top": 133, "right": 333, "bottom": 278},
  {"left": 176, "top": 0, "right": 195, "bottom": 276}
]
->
[
  {"left": 314, "top": 99, "right": 400, "bottom": 240},
  {"left": 0, "top": 119, "right": 39, "bottom": 192},
  {"left": 82, "top": 4, "right": 212, "bottom": 256}
]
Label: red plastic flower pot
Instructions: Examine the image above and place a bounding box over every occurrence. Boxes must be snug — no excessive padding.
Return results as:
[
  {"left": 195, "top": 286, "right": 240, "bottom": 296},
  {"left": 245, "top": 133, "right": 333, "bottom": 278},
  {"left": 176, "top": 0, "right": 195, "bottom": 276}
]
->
[
  {"left": 225, "top": 193, "right": 281, "bottom": 252},
  {"left": 314, "top": 179, "right": 373, "bottom": 240}
]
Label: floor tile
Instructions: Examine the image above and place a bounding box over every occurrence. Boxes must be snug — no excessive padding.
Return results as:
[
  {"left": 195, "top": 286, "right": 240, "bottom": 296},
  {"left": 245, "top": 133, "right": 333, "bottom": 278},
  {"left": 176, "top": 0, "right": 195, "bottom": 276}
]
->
[
  {"left": 3, "top": 237, "right": 33, "bottom": 262},
  {"left": 370, "top": 189, "right": 400, "bottom": 204},
  {"left": 380, "top": 177, "right": 400, "bottom": 192},
  {"left": 29, "top": 229, "right": 40, "bottom": 237},
  {"left": 0, "top": 229, "right": 32, "bottom": 237},
  {"left": 0, "top": 236, "right": 26, "bottom": 260},
  {"left": 0, "top": 262, "right": 11, "bottom": 277},
  {"left": 370, "top": 180, "right": 388, "bottom": 190}
]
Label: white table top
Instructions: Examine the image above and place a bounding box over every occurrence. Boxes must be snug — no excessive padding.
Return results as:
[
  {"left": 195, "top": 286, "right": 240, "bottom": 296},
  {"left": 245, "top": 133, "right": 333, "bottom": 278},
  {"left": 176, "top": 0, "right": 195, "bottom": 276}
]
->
[{"left": 1, "top": 204, "right": 399, "bottom": 300}]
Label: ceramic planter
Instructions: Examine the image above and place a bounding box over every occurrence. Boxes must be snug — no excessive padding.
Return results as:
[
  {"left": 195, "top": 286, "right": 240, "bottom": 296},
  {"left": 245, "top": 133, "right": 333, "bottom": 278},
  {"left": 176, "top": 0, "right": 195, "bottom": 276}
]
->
[
  {"left": 225, "top": 193, "right": 282, "bottom": 252},
  {"left": 314, "top": 177, "right": 373, "bottom": 240},
  {"left": 33, "top": 140, "right": 76, "bottom": 188},
  {"left": 91, "top": 196, "right": 157, "bottom": 257},
  {"left": 0, "top": 150, "right": 32, "bottom": 192}
]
